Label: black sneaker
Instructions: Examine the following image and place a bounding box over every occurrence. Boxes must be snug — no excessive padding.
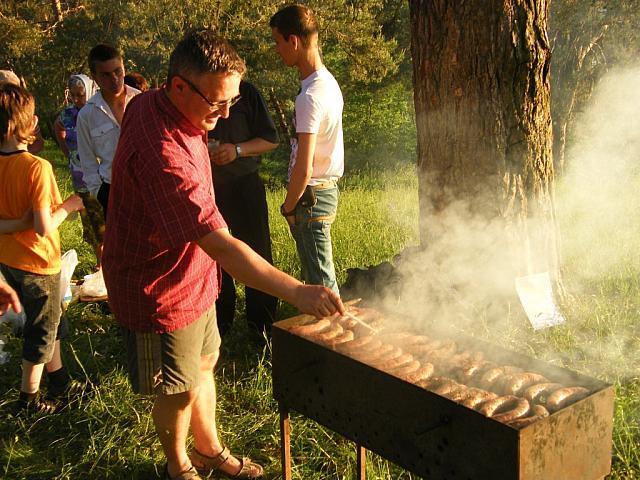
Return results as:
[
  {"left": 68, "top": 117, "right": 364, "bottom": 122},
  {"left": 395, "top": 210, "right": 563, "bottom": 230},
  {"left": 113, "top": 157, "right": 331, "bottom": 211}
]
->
[
  {"left": 47, "top": 379, "right": 91, "bottom": 405},
  {"left": 15, "top": 392, "right": 58, "bottom": 416}
]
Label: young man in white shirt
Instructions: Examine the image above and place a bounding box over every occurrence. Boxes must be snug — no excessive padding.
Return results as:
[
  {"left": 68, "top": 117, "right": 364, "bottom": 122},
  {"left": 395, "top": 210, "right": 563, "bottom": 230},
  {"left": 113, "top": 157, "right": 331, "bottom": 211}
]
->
[
  {"left": 270, "top": 4, "right": 344, "bottom": 294},
  {"left": 77, "top": 44, "right": 139, "bottom": 219}
]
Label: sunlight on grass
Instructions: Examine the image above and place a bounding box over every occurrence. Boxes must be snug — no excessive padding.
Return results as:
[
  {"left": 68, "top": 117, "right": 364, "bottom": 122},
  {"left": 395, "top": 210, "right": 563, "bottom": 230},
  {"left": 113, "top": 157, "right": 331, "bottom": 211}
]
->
[{"left": 0, "top": 143, "right": 638, "bottom": 478}]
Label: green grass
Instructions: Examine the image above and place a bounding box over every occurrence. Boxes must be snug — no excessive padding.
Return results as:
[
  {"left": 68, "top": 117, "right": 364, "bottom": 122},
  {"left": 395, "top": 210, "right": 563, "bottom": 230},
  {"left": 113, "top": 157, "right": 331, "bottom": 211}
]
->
[{"left": 1, "top": 142, "right": 638, "bottom": 479}]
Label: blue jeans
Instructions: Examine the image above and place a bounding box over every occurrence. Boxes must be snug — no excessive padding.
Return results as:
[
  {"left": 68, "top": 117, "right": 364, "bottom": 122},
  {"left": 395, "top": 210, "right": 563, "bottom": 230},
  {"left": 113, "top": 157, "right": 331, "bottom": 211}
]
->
[{"left": 291, "top": 186, "right": 340, "bottom": 295}]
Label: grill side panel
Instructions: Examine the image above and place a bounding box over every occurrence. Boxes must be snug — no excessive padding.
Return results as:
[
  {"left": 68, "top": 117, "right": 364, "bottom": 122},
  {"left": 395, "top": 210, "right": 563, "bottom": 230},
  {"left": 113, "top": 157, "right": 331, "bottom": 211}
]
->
[
  {"left": 273, "top": 328, "right": 520, "bottom": 479},
  {"left": 519, "top": 387, "right": 614, "bottom": 479}
]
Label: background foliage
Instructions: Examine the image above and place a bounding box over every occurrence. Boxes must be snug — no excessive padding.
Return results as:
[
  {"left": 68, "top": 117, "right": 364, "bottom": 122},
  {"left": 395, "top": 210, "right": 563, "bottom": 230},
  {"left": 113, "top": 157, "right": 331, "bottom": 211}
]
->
[
  {"left": 2, "top": 1, "right": 638, "bottom": 173},
  {"left": 0, "top": 0, "right": 414, "bottom": 173}
]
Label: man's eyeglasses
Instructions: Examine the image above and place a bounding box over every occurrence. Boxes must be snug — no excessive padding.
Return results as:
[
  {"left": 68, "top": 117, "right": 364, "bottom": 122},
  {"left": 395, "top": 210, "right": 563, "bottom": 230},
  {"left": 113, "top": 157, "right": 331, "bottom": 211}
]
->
[{"left": 177, "top": 75, "right": 241, "bottom": 111}]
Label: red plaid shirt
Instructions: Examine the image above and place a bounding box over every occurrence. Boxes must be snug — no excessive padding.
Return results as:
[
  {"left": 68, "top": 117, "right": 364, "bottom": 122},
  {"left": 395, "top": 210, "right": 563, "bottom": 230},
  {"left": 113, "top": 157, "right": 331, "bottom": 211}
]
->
[{"left": 102, "top": 88, "right": 227, "bottom": 333}]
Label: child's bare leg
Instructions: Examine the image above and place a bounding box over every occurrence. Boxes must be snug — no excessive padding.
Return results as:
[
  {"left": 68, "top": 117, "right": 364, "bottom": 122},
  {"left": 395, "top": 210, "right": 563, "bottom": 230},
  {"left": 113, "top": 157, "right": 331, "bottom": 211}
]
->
[
  {"left": 45, "top": 340, "right": 63, "bottom": 373},
  {"left": 21, "top": 360, "right": 45, "bottom": 393}
]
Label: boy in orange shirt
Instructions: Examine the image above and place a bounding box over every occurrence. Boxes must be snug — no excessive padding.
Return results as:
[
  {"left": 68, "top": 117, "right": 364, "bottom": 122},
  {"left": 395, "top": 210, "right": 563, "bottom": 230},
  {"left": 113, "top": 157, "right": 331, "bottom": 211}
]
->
[{"left": 0, "top": 84, "right": 84, "bottom": 414}]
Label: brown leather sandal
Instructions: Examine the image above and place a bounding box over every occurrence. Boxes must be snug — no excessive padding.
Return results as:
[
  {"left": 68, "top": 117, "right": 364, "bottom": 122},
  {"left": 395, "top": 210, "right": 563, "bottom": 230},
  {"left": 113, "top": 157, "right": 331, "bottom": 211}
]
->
[
  {"left": 161, "top": 464, "right": 202, "bottom": 480},
  {"left": 190, "top": 447, "right": 264, "bottom": 479}
]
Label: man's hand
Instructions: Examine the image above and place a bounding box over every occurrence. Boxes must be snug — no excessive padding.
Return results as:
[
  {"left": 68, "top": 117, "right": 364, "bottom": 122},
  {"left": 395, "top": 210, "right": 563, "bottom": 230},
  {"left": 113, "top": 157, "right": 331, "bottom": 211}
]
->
[
  {"left": 0, "top": 281, "right": 21, "bottom": 315},
  {"left": 284, "top": 214, "right": 295, "bottom": 227},
  {"left": 292, "top": 284, "right": 345, "bottom": 319},
  {"left": 63, "top": 194, "right": 85, "bottom": 214},
  {"left": 209, "top": 143, "right": 237, "bottom": 166}
]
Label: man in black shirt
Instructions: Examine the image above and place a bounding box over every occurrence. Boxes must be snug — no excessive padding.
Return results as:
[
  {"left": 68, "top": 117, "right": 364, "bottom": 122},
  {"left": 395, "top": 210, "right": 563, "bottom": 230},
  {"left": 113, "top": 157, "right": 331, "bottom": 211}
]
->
[{"left": 208, "top": 80, "right": 279, "bottom": 340}]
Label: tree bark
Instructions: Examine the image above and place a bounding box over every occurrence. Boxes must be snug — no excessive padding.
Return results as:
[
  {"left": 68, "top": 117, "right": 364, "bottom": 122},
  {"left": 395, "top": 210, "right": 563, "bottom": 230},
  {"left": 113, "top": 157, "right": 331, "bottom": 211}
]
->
[
  {"left": 550, "top": 25, "right": 608, "bottom": 175},
  {"left": 409, "top": 0, "right": 560, "bottom": 285}
]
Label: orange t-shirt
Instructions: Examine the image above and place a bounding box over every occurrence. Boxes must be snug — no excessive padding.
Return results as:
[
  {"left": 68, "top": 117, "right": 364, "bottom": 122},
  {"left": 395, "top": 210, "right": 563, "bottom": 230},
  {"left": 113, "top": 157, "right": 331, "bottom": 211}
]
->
[{"left": 0, "top": 151, "right": 63, "bottom": 275}]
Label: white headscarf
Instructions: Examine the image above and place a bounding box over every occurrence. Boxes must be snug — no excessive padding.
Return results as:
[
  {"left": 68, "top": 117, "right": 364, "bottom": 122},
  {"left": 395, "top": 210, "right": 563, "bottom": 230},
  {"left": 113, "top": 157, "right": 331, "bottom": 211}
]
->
[{"left": 68, "top": 74, "right": 98, "bottom": 102}]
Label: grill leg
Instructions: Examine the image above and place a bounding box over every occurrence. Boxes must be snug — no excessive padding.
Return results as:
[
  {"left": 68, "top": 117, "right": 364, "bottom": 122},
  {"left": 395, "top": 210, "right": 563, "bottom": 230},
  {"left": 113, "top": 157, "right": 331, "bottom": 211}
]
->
[
  {"left": 356, "top": 444, "right": 366, "bottom": 480},
  {"left": 280, "top": 404, "right": 292, "bottom": 480}
]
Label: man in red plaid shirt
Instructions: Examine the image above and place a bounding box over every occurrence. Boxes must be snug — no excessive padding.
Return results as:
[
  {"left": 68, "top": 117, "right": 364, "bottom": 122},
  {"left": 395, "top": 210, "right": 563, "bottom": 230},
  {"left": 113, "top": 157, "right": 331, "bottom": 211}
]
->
[{"left": 102, "top": 30, "right": 344, "bottom": 480}]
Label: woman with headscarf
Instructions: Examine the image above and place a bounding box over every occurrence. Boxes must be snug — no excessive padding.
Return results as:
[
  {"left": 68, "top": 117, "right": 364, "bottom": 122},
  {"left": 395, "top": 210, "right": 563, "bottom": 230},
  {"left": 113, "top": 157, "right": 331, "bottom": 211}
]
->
[{"left": 54, "top": 74, "right": 105, "bottom": 268}]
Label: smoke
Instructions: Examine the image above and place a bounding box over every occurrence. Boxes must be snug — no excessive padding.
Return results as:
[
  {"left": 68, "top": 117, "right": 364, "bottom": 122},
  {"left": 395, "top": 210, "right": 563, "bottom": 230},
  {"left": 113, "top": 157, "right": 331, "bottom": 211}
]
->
[
  {"left": 557, "top": 65, "right": 640, "bottom": 283},
  {"left": 362, "top": 65, "right": 640, "bottom": 381},
  {"left": 552, "top": 65, "right": 640, "bottom": 380}
]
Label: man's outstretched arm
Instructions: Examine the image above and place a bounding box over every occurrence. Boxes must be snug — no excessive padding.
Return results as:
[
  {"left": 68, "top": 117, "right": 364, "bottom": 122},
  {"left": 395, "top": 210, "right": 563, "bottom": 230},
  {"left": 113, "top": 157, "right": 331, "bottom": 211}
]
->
[{"left": 197, "top": 228, "right": 344, "bottom": 318}]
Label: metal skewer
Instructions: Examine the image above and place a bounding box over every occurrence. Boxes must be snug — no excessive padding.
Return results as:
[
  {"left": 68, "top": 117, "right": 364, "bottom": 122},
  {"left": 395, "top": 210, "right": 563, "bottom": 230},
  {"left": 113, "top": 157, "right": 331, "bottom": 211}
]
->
[{"left": 343, "top": 310, "right": 378, "bottom": 334}]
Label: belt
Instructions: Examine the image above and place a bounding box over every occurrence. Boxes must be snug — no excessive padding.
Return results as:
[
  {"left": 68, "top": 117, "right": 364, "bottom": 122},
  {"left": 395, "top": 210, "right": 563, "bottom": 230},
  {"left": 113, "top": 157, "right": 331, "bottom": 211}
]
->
[{"left": 309, "top": 179, "right": 338, "bottom": 190}]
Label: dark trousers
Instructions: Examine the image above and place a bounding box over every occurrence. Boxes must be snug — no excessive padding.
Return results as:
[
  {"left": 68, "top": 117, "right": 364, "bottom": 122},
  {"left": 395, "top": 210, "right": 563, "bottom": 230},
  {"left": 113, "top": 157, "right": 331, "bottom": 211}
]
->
[
  {"left": 97, "top": 182, "right": 110, "bottom": 220},
  {"left": 214, "top": 172, "right": 277, "bottom": 337}
]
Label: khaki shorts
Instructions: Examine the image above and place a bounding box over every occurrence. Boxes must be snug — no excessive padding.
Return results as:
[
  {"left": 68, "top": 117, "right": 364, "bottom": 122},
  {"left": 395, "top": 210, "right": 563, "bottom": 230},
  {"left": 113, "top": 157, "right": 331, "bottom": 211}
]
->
[{"left": 121, "top": 306, "right": 221, "bottom": 395}]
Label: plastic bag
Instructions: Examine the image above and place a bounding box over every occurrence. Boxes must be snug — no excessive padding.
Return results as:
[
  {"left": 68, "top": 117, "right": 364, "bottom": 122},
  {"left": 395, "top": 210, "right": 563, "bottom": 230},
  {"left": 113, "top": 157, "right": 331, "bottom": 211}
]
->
[
  {"left": 0, "top": 335, "right": 9, "bottom": 364},
  {"left": 0, "top": 306, "right": 26, "bottom": 336},
  {"left": 80, "top": 269, "right": 108, "bottom": 298},
  {"left": 60, "top": 249, "right": 79, "bottom": 308}
]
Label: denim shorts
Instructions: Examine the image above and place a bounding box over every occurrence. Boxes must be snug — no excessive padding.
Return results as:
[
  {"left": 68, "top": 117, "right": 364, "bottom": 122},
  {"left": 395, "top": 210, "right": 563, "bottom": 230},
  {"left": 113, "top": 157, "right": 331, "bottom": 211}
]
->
[
  {"left": 0, "top": 264, "right": 67, "bottom": 364},
  {"left": 291, "top": 185, "right": 340, "bottom": 294},
  {"left": 121, "top": 305, "right": 221, "bottom": 395}
]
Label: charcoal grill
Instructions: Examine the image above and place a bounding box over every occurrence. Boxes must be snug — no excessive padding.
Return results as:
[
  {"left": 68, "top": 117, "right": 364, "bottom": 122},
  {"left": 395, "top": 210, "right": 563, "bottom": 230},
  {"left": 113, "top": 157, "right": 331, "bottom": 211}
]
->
[{"left": 272, "top": 312, "right": 614, "bottom": 479}]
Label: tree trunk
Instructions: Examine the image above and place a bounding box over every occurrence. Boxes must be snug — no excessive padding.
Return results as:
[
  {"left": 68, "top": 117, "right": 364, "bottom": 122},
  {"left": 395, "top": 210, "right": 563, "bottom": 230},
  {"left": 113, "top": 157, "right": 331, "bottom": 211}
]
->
[
  {"left": 409, "top": 1, "right": 560, "bottom": 288},
  {"left": 550, "top": 25, "right": 608, "bottom": 175}
]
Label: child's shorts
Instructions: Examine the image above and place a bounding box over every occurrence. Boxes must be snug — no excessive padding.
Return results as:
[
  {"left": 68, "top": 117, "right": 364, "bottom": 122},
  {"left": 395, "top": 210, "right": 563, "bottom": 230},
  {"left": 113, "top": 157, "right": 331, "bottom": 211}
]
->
[{"left": 0, "top": 264, "right": 68, "bottom": 364}]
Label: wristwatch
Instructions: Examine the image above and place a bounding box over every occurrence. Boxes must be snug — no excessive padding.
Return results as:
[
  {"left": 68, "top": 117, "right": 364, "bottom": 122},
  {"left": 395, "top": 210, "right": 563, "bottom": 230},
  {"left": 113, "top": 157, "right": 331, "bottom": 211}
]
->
[{"left": 235, "top": 144, "right": 242, "bottom": 159}]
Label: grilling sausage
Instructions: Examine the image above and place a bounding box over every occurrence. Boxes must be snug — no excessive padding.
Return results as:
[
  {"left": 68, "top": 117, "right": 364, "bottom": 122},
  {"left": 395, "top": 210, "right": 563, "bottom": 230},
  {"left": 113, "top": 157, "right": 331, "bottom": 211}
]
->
[
  {"left": 367, "top": 347, "right": 405, "bottom": 367},
  {"left": 506, "top": 405, "right": 550, "bottom": 429},
  {"left": 461, "top": 389, "right": 498, "bottom": 409},
  {"left": 523, "top": 382, "right": 563, "bottom": 404},
  {"left": 427, "top": 377, "right": 461, "bottom": 396},
  {"left": 477, "top": 395, "right": 527, "bottom": 418},
  {"left": 492, "top": 398, "right": 530, "bottom": 423},
  {"left": 477, "top": 366, "right": 523, "bottom": 390},
  {"left": 546, "top": 386, "right": 589, "bottom": 412},
  {"left": 353, "top": 343, "right": 395, "bottom": 362},
  {"left": 444, "top": 385, "right": 475, "bottom": 402},
  {"left": 531, "top": 404, "right": 550, "bottom": 417},
  {"left": 310, "top": 322, "right": 344, "bottom": 343},
  {"left": 289, "top": 318, "right": 332, "bottom": 336},
  {"left": 388, "top": 359, "right": 421, "bottom": 378},
  {"left": 403, "top": 363, "right": 435, "bottom": 383},
  {"left": 335, "top": 335, "right": 377, "bottom": 353},
  {"left": 380, "top": 352, "right": 415, "bottom": 370},
  {"left": 336, "top": 315, "right": 358, "bottom": 329},
  {"left": 384, "top": 333, "right": 415, "bottom": 345},
  {"left": 408, "top": 339, "right": 446, "bottom": 355},
  {"left": 457, "top": 360, "right": 496, "bottom": 384},
  {"left": 327, "top": 329, "right": 355, "bottom": 347},
  {"left": 502, "top": 372, "right": 549, "bottom": 396}
]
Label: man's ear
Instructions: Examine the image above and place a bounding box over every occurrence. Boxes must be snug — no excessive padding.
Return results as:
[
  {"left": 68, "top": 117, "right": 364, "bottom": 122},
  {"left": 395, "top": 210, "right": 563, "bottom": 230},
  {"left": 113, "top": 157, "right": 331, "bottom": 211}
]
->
[
  {"left": 169, "top": 75, "right": 185, "bottom": 93},
  {"left": 290, "top": 34, "right": 301, "bottom": 50}
]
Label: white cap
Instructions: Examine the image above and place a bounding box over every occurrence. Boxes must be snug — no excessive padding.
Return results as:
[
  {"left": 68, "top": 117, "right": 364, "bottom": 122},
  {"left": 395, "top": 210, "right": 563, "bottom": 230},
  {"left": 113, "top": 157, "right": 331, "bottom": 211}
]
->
[{"left": 0, "top": 70, "right": 21, "bottom": 86}]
